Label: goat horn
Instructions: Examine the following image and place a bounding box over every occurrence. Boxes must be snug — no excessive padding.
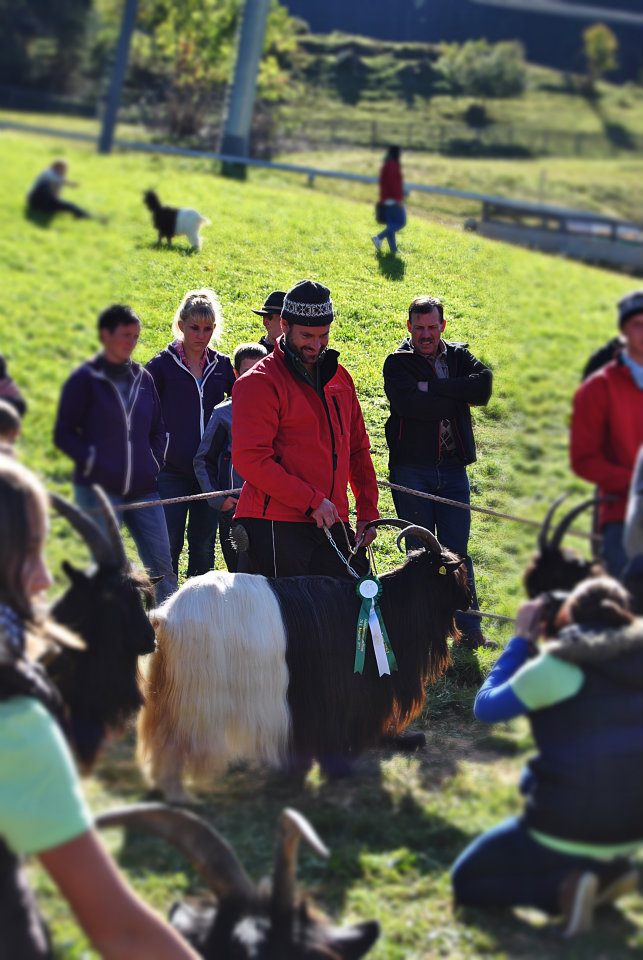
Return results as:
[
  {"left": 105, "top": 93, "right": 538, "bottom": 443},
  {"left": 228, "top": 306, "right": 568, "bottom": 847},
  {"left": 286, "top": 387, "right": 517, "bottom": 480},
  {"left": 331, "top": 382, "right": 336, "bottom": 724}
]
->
[
  {"left": 90, "top": 484, "right": 128, "bottom": 569},
  {"left": 271, "top": 808, "right": 329, "bottom": 915},
  {"left": 549, "top": 497, "right": 601, "bottom": 552},
  {"left": 50, "top": 492, "right": 120, "bottom": 570},
  {"left": 95, "top": 803, "right": 257, "bottom": 903},
  {"left": 396, "top": 524, "right": 442, "bottom": 555},
  {"left": 538, "top": 493, "right": 569, "bottom": 552},
  {"left": 362, "top": 518, "right": 412, "bottom": 531}
]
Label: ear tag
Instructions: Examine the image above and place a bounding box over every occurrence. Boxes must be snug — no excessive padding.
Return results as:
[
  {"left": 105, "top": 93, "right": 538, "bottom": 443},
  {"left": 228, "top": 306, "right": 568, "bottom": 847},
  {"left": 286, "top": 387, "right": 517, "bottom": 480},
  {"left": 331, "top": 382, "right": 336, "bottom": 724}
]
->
[{"left": 439, "top": 565, "right": 447, "bottom": 575}]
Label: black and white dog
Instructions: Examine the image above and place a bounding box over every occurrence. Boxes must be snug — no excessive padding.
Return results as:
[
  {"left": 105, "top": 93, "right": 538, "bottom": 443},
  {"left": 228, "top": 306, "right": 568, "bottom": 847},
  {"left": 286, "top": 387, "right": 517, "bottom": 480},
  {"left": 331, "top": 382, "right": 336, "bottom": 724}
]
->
[{"left": 143, "top": 190, "right": 210, "bottom": 251}]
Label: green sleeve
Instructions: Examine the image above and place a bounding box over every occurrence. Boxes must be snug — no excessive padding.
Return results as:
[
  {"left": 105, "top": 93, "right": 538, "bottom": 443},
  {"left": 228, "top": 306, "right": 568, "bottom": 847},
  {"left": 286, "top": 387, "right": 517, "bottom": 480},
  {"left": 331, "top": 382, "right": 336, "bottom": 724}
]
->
[
  {"left": 0, "top": 697, "right": 92, "bottom": 856},
  {"left": 510, "top": 652, "right": 584, "bottom": 712}
]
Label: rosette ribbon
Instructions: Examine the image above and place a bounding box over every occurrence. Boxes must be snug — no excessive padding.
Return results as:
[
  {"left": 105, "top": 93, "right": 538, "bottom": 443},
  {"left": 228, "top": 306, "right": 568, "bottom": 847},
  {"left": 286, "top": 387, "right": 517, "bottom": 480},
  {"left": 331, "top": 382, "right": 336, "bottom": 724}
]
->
[{"left": 354, "top": 575, "right": 398, "bottom": 676}]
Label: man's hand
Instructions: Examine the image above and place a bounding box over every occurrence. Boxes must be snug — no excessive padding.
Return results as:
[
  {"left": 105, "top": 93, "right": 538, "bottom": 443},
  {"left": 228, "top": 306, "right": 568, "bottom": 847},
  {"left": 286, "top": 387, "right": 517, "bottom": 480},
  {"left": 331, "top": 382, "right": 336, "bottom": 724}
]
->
[
  {"left": 311, "top": 498, "right": 340, "bottom": 529},
  {"left": 220, "top": 496, "right": 238, "bottom": 513},
  {"left": 356, "top": 520, "right": 377, "bottom": 549},
  {"left": 515, "top": 599, "right": 545, "bottom": 643}
]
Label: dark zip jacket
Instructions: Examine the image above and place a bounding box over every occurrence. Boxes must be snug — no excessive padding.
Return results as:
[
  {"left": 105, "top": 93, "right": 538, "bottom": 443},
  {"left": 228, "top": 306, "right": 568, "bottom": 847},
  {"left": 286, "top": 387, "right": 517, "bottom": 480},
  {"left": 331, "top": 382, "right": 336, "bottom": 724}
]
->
[
  {"left": 383, "top": 338, "right": 492, "bottom": 469},
  {"left": 54, "top": 355, "right": 165, "bottom": 497},
  {"left": 146, "top": 343, "right": 234, "bottom": 478}
]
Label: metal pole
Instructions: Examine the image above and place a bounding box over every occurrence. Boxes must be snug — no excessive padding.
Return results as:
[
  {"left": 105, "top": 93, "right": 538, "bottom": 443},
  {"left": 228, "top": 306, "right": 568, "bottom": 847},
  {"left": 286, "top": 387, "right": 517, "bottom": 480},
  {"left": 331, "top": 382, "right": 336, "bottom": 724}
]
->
[
  {"left": 98, "top": 0, "right": 139, "bottom": 154},
  {"left": 219, "top": 0, "right": 271, "bottom": 176}
]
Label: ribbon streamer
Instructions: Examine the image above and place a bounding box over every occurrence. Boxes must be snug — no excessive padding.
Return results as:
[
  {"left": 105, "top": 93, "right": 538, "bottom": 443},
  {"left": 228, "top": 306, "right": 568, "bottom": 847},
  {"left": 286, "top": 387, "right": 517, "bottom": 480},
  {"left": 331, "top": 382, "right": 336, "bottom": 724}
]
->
[{"left": 354, "top": 576, "right": 398, "bottom": 677}]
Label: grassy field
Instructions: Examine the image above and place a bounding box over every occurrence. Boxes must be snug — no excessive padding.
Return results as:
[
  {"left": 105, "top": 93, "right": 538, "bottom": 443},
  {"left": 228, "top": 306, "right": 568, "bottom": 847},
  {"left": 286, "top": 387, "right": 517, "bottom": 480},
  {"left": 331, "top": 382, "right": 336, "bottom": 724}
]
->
[{"left": 0, "top": 128, "right": 641, "bottom": 957}]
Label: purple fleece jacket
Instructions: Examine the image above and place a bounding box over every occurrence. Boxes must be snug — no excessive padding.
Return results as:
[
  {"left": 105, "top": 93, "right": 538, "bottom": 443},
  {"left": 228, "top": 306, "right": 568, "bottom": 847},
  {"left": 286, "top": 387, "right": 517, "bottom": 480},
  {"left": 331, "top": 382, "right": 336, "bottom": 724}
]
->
[
  {"left": 54, "top": 354, "right": 166, "bottom": 497},
  {"left": 146, "top": 343, "right": 234, "bottom": 478}
]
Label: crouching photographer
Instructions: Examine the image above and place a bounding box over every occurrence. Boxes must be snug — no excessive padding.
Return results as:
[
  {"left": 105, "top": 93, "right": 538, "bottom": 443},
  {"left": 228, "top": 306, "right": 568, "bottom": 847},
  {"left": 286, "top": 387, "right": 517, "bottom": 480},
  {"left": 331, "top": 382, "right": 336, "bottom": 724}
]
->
[{"left": 451, "top": 577, "right": 643, "bottom": 937}]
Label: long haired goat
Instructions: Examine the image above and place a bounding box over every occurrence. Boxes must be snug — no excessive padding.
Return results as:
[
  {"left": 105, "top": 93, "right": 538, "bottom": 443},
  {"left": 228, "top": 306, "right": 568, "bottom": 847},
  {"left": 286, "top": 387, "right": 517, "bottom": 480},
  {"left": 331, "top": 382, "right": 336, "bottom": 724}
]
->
[
  {"left": 138, "top": 522, "right": 469, "bottom": 801},
  {"left": 97, "top": 803, "right": 379, "bottom": 958},
  {"left": 48, "top": 486, "right": 156, "bottom": 770}
]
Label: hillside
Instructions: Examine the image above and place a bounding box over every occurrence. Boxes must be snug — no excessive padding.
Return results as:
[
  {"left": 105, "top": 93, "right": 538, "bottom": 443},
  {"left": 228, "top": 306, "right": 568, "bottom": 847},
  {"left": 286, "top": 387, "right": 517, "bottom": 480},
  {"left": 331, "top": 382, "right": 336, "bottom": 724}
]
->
[{"left": 1, "top": 130, "right": 642, "bottom": 958}]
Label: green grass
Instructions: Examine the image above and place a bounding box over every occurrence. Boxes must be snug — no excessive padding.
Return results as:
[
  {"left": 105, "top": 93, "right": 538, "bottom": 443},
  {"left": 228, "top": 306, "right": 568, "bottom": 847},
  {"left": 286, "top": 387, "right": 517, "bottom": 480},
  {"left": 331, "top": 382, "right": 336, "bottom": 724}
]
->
[{"left": 1, "top": 128, "right": 641, "bottom": 956}]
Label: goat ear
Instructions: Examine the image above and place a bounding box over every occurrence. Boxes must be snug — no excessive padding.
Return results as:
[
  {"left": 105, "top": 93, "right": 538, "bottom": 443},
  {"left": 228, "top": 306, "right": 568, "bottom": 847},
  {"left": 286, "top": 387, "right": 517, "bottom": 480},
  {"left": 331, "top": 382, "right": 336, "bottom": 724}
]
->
[{"left": 62, "top": 561, "right": 88, "bottom": 585}]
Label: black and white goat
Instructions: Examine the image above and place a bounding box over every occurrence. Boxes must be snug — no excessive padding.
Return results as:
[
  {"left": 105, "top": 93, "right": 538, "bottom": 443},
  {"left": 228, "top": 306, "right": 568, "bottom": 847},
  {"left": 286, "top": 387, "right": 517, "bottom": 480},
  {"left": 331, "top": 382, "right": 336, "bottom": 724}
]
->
[
  {"left": 138, "top": 521, "right": 469, "bottom": 800},
  {"left": 96, "top": 803, "right": 379, "bottom": 959},
  {"left": 523, "top": 494, "right": 603, "bottom": 598},
  {"left": 143, "top": 189, "right": 210, "bottom": 251},
  {"left": 48, "top": 487, "right": 156, "bottom": 769}
]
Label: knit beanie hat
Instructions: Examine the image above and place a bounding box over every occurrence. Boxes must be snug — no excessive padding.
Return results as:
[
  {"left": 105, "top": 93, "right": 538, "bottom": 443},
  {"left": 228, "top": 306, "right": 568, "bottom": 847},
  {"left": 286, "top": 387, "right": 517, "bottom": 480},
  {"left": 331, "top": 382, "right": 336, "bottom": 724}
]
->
[
  {"left": 281, "top": 280, "right": 334, "bottom": 326},
  {"left": 618, "top": 289, "right": 643, "bottom": 329}
]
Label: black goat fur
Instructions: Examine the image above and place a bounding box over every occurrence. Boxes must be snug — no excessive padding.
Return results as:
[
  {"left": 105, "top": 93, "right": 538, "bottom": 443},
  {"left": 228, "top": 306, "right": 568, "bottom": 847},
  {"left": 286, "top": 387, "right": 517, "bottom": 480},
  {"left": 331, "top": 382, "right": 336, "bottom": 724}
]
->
[
  {"left": 271, "top": 547, "right": 469, "bottom": 766},
  {"left": 143, "top": 189, "right": 178, "bottom": 245},
  {"left": 523, "top": 547, "right": 602, "bottom": 599}
]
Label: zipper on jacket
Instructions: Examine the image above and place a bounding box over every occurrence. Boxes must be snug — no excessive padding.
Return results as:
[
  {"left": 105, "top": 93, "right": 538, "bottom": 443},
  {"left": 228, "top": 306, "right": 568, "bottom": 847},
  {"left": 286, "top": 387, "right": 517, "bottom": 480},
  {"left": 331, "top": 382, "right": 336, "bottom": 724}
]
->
[
  {"left": 331, "top": 395, "right": 344, "bottom": 435},
  {"left": 319, "top": 393, "right": 337, "bottom": 500},
  {"left": 93, "top": 369, "right": 142, "bottom": 496},
  {"left": 169, "top": 351, "right": 219, "bottom": 437}
]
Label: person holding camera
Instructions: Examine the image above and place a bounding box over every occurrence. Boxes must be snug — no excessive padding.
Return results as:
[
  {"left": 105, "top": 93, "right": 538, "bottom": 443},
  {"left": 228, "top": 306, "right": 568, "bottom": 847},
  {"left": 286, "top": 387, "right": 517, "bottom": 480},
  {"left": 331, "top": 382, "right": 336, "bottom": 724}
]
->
[{"left": 451, "top": 577, "right": 642, "bottom": 937}]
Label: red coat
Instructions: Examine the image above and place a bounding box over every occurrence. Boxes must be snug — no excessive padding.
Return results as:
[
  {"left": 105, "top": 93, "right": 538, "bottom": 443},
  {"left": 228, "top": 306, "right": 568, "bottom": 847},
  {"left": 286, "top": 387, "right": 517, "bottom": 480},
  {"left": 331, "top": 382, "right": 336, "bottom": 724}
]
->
[
  {"left": 379, "top": 160, "right": 404, "bottom": 203},
  {"left": 570, "top": 358, "right": 643, "bottom": 527},
  {"left": 232, "top": 340, "right": 379, "bottom": 524}
]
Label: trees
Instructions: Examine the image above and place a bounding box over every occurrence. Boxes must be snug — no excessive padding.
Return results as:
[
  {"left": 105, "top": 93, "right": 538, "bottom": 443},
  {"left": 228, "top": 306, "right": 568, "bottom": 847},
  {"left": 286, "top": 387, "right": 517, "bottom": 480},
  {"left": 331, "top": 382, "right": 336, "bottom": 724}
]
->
[
  {"left": 583, "top": 22, "right": 619, "bottom": 91},
  {"left": 436, "top": 39, "right": 526, "bottom": 99}
]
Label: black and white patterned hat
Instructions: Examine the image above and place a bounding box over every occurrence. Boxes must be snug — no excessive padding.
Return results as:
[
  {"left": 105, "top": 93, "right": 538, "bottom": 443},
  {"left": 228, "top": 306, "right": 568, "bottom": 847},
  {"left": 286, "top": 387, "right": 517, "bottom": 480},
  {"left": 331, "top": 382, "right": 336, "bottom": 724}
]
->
[{"left": 281, "top": 280, "right": 334, "bottom": 327}]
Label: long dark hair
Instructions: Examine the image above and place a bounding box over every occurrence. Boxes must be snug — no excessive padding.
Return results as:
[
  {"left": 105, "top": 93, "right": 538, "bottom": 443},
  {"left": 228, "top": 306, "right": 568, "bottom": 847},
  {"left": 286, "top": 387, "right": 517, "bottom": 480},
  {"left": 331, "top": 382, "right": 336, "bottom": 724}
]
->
[{"left": 559, "top": 575, "right": 634, "bottom": 629}]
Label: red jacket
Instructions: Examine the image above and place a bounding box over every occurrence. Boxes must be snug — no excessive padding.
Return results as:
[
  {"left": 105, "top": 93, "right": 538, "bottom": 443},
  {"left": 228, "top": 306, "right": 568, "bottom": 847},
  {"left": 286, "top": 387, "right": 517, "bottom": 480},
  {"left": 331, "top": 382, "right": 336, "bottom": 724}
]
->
[
  {"left": 570, "top": 358, "right": 643, "bottom": 527},
  {"left": 232, "top": 340, "right": 379, "bottom": 524},
  {"left": 379, "top": 160, "right": 404, "bottom": 203}
]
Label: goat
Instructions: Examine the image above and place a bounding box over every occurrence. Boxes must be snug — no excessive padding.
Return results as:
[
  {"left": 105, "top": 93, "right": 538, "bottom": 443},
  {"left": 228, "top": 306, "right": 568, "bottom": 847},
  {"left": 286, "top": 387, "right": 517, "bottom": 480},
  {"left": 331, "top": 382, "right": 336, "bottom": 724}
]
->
[
  {"left": 523, "top": 495, "right": 603, "bottom": 598},
  {"left": 143, "top": 189, "right": 210, "bottom": 251},
  {"left": 137, "top": 521, "right": 469, "bottom": 801},
  {"left": 48, "top": 486, "right": 156, "bottom": 770},
  {"left": 96, "top": 803, "right": 379, "bottom": 958}
]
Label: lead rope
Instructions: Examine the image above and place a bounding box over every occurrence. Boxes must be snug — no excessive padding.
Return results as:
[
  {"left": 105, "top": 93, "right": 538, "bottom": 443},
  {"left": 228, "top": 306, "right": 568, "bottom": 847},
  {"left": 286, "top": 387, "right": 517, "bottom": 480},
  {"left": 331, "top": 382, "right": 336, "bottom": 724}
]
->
[{"left": 323, "top": 526, "right": 360, "bottom": 578}]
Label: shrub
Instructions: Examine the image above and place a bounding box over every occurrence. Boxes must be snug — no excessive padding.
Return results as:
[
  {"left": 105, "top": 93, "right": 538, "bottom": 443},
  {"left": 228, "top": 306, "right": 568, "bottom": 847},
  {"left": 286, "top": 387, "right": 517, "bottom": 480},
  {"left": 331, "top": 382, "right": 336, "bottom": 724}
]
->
[{"left": 436, "top": 39, "right": 527, "bottom": 98}]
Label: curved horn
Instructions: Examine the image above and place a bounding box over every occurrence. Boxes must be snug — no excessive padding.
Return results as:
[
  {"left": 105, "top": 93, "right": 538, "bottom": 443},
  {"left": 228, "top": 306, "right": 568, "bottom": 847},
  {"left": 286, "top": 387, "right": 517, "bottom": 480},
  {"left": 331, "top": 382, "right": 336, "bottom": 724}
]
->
[
  {"left": 363, "top": 518, "right": 413, "bottom": 532},
  {"left": 396, "top": 524, "right": 442, "bottom": 555},
  {"left": 271, "top": 808, "right": 329, "bottom": 915},
  {"left": 549, "top": 497, "right": 601, "bottom": 552},
  {"left": 96, "top": 803, "right": 257, "bottom": 904},
  {"left": 538, "top": 493, "right": 568, "bottom": 552},
  {"left": 91, "top": 484, "right": 128, "bottom": 569},
  {"left": 50, "top": 492, "right": 119, "bottom": 570}
]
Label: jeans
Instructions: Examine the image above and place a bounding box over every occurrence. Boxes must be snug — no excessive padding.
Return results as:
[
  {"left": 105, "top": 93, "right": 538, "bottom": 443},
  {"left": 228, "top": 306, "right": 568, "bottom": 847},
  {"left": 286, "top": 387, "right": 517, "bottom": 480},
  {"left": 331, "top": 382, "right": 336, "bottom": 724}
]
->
[
  {"left": 601, "top": 521, "right": 627, "bottom": 580},
  {"left": 452, "top": 816, "right": 625, "bottom": 914},
  {"left": 157, "top": 471, "right": 218, "bottom": 578},
  {"left": 376, "top": 203, "right": 406, "bottom": 253},
  {"left": 74, "top": 484, "right": 177, "bottom": 604},
  {"left": 390, "top": 462, "right": 479, "bottom": 633}
]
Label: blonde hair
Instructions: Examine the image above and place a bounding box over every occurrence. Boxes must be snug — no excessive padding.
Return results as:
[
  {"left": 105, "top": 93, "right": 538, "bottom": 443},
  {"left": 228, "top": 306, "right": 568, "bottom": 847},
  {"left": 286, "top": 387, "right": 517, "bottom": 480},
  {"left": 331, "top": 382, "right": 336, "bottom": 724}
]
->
[
  {"left": 0, "top": 455, "right": 49, "bottom": 620},
  {"left": 172, "top": 288, "right": 223, "bottom": 343}
]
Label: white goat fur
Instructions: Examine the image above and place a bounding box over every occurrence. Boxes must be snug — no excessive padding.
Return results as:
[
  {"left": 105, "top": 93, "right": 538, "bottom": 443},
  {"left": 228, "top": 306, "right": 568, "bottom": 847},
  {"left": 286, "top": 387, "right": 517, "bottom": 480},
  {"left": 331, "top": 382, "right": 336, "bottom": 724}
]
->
[
  {"left": 138, "top": 571, "right": 290, "bottom": 799},
  {"left": 176, "top": 208, "right": 210, "bottom": 251}
]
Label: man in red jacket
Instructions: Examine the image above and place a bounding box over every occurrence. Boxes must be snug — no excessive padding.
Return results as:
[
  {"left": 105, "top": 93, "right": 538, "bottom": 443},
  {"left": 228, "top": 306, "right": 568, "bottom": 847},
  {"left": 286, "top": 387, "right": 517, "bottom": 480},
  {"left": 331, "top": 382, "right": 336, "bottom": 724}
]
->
[
  {"left": 571, "top": 289, "right": 643, "bottom": 578},
  {"left": 232, "top": 279, "right": 379, "bottom": 578}
]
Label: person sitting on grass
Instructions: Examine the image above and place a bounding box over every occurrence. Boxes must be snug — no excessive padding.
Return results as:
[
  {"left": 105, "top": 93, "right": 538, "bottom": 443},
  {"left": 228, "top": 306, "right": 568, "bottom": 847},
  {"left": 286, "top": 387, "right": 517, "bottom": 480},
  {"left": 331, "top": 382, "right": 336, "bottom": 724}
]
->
[
  {"left": 193, "top": 341, "right": 268, "bottom": 571},
  {"left": 26, "top": 159, "right": 95, "bottom": 221},
  {"left": 0, "top": 455, "right": 198, "bottom": 959},
  {"left": 451, "top": 577, "right": 642, "bottom": 938}
]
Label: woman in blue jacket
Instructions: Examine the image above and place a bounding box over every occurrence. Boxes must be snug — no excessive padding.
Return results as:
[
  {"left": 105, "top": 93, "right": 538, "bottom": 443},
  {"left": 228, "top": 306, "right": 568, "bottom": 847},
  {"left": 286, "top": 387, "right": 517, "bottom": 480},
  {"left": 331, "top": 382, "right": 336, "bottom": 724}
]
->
[
  {"left": 147, "top": 289, "right": 234, "bottom": 578},
  {"left": 452, "top": 577, "right": 642, "bottom": 937}
]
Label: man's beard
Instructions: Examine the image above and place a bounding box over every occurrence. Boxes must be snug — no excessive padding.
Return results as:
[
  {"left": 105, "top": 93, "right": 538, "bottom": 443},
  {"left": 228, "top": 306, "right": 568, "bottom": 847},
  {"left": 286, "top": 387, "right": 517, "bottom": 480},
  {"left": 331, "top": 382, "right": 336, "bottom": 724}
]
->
[{"left": 286, "top": 332, "right": 326, "bottom": 367}]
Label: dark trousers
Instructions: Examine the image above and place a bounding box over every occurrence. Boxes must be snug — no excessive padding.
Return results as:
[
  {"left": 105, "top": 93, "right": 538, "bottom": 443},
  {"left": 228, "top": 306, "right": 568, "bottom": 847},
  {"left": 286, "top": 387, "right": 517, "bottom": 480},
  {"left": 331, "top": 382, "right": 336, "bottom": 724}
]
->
[
  {"left": 218, "top": 511, "right": 238, "bottom": 572},
  {"left": 451, "top": 816, "right": 629, "bottom": 915},
  {"left": 158, "top": 471, "right": 218, "bottom": 578},
  {"left": 234, "top": 518, "right": 369, "bottom": 579},
  {"left": 28, "top": 185, "right": 90, "bottom": 219}
]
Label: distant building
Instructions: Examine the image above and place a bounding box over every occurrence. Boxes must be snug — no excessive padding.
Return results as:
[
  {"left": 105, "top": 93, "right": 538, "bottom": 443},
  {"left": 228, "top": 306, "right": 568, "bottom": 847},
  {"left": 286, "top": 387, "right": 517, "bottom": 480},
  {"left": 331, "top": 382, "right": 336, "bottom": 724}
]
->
[{"left": 283, "top": 0, "right": 643, "bottom": 81}]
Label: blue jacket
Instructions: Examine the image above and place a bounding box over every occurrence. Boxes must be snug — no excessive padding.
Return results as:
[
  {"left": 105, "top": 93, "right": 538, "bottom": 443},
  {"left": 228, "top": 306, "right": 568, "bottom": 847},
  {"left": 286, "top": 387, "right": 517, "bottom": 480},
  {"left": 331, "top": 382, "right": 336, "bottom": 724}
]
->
[
  {"left": 146, "top": 343, "right": 234, "bottom": 478},
  {"left": 193, "top": 398, "right": 243, "bottom": 511},
  {"left": 54, "top": 355, "right": 165, "bottom": 497}
]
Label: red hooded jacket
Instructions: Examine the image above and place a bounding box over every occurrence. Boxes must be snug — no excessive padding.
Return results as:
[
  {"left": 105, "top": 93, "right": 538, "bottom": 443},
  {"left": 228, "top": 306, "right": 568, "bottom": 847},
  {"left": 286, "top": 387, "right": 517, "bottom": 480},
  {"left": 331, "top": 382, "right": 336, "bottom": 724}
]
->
[
  {"left": 232, "top": 339, "right": 379, "bottom": 524},
  {"left": 570, "top": 357, "right": 643, "bottom": 527}
]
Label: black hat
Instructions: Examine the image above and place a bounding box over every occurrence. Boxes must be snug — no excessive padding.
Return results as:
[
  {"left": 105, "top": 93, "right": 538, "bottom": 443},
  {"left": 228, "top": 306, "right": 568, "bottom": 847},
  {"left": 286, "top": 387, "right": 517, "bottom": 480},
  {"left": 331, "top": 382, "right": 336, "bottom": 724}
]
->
[
  {"left": 281, "top": 280, "right": 334, "bottom": 327},
  {"left": 251, "top": 290, "right": 286, "bottom": 317},
  {"left": 618, "top": 289, "right": 643, "bottom": 329}
]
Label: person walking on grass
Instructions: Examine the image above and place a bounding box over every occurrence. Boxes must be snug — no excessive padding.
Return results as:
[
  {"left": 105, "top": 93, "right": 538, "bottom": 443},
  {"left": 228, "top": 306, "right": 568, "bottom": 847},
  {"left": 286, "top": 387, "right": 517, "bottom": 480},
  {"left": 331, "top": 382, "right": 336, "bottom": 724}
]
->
[
  {"left": 383, "top": 295, "right": 493, "bottom": 648},
  {"left": 54, "top": 304, "right": 176, "bottom": 604},
  {"left": 571, "top": 289, "right": 643, "bottom": 579},
  {"left": 147, "top": 289, "right": 234, "bottom": 578},
  {"left": 372, "top": 145, "right": 406, "bottom": 255}
]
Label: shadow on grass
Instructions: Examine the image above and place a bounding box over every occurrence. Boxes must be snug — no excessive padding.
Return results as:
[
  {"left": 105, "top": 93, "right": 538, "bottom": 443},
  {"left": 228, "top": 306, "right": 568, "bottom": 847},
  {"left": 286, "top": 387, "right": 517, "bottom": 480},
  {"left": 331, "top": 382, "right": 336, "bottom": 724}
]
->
[
  {"left": 137, "top": 240, "right": 197, "bottom": 255},
  {"left": 377, "top": 252, "right": 405, "bottom": 281}
]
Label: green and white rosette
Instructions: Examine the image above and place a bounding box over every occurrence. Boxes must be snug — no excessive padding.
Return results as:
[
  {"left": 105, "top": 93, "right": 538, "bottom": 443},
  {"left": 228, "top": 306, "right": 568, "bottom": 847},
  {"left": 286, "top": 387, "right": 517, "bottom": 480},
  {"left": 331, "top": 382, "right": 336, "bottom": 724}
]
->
[{"left": 354, "top": 575, "right": 398, "bottom": 677}]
